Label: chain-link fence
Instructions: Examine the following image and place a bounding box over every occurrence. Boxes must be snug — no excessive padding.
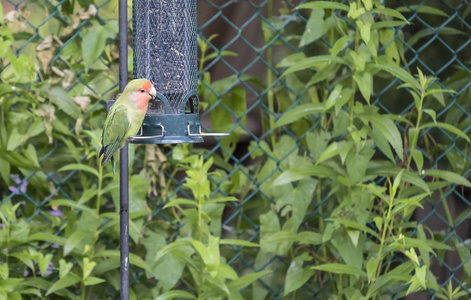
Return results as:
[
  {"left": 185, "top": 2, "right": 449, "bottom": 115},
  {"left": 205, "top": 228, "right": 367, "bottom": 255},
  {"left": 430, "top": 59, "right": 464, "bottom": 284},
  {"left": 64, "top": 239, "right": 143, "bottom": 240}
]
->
[{"left": 1, "top": 0, "right": 471, "bottom": 299}]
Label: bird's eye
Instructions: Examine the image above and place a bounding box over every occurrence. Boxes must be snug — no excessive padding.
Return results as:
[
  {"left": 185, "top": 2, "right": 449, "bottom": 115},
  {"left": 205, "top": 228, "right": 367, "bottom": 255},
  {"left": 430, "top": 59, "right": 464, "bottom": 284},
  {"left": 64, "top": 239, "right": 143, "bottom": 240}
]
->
[{"left": 140, "top": 89, "right": 146, "bottom": 93}]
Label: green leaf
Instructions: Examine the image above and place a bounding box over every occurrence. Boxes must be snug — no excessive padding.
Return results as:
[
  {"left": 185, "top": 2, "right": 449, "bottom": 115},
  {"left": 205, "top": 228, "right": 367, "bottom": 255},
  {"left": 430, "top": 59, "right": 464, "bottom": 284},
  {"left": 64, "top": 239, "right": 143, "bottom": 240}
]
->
[
  {"left": 361, "top": 0, "right": 372, "bottom": 10},
  {"left": 353, "top": 71, "right": 372, "bottom": 103},
  {"left": 58, "top": 163, "right": 99, "bottom": 177},
  {"left": 155, "top": 291, "right": 197, "bottom": 300},
  {"left": 94, "top": 250, "right": 151, "bottom": 271},
  {"left": 59, "top": 259, "right": 73, "bottom": 279},
  {"left": 153, "top": 240, "right": 193, "bottom": 264},
  {"left": 83, "top": 276, "right": 105, "bottom": 286},
  {"left": 282, "top": 55, "right": 349, "bottom": 77},
  {"left": 82, "top": 257, "right": 96, "bottom": 280},
  {"left": 367, "top": 166, "right": 430, "bottom": 192},
  {"left": 396, "top": 5, "right": 449, "bottom": 18},
  {"left": 0, "top": 278, "right": 24, "bottom": 293},
  {"left": 205, "top": 196, "right": 238, "bottom": 204},
  {"left": 331, "top": 36, "right": 353, "bottom": 57},
  {"left": 360, "top": 21, "right": 371, "bottom": 44},
  {"left": 192, "top": 236, "right": 220, "bottom": 278},
  {"left": 276, "top": 53, "right": 307, "bottom": 68},
  {"left": 327, "top": 218, "right": 380, "bottom": 239},
  {"left": 369, "top": 126, "right": 395, "bottom": 163},
  {"left": 271, "top": 165, "right": 338, "bottom": 186},
  {"left": 64, "top": 231, "right": 88, "bottom": 256},
  {"left": 203, "top": 50, "right": 237, "bottom": 63},
  {"left": 220, "top": 239, "right": 259, "bottom": 247},
  {"left": 423, "top": 169, "right": 471, "bottom": 188},
  {"left": 346, "top": 146, "right": 375, "bottom": 185},
  {"left": 284, "top": 256, "right": 314, "bottom": 295},
  {"left": 347, "top": 2, "right": 365, "bottom": 19},
  {"left": 311, "top": 264, "right": 366, "bottom": 277},
  {"left": 143, "top": 231, "right": 187, "bottom": 291},
  {"left": 325, "top": 84, "right": 343, "bottom": 110},
  {"left": 299, "top": 10, "right": 326, "bottom": 47},
  {"left": 0, "top": 157, "right": 10, "bottom": 185},
  {"left": 46, "top": 273, "right": 81, "bottom": 296},
  {"left": 335, "top": 88, "right": 354, "bottom": 116},
  {"left": 37, "top": 253, "right": 53, "bottom": 277},
  {"left": 297, "top": 231, "right": 323, "bottom": 245},
  {"left": 390, "top": 237, "right": 434, "bottom": 254},
  {"left": 371, "top": 20, "right": 408, "bottom": 30},
  {"left": 262, "top": 230, "right": 322, "bottom": 247},
  {"left": 410, "top": 149, "right": 424, "bottom": 173},
  {"left": 0, "top": 150, "right": 40, "bottom": 171},
  {"left": 423, "top": 109, "right": 436, "bottom": 123},
  {"left": 297, "top": 1, "right": 349, "bottom": 11},
  {"left": 367, "top": 263, "right": 414, "bottom": 297},
  {"left": 366, "top": 257, "right": 380, "bottom": 283},
  {"left": 373, "top": 8, "right": 409, "bottom": 23},
  {"left": 6, "top": 130, "right": 27, "bottom": 151},
  {"left": 391, "top": 169, "right": 405, "bottom": 198},
  {"left": 274, "top": 103, "right": 325, "bottom": 128},
  {"left": 358, "top": 113, "right": 403, "bottom": 159},
  {"left": 331, "top": 228, "right": 363, "bottom": 269},
  {"left": 316, "top": 142, "right": 338, "bottom": 165},
  {"left": 28, "top": 232, "right": 67, "bottom": 246},
  {"left": 92, "top": 259, "right": 120, "bottom": 276},
  {"left": 307, "top": 131, "right": 331, "bottom": 162},
  {"left": 9, "top": 253, "right": 35, "bottom": 271},
  {"left": 49, "top": 87, "right": 81, "bottom": 119},
  {"left": 262, "top": 231, "right": 299, "bottom": 245},
  {"left": 0, "top": 263, "right": 8, "bottom": 280},
  {"left": 347, "top": 230, "right": 361, "bottom": 248},
  {"left": 372, "top": 62, "right": 422, "bottom": 91},
  {"left": 82, "top": 20, "right": 119, "bottom": 72},
  {"left": 163, "top": 198, "right": 197, "bottom": 209},
  {"left": 49, "top": 199, "right": 95, "bottom": 215},
  {"left": 418, "top": 122, "right": 470, "bottom": 143},
  {"left": 456, "top": 242, "right": 471, "bottom": 277},
  {"left": 227, "top": 270, "right": 272, "bottom": 291}
]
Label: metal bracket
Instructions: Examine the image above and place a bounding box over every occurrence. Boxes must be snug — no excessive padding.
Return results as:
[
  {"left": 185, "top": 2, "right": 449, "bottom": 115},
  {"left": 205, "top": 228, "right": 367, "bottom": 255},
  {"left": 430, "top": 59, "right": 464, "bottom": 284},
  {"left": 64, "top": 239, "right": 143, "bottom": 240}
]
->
[
  {"left": 187, "top": 124, "right": 229, "bottom": 137},
  {"left": 130, "top": 124, "right": 165, "bottom": 140}
]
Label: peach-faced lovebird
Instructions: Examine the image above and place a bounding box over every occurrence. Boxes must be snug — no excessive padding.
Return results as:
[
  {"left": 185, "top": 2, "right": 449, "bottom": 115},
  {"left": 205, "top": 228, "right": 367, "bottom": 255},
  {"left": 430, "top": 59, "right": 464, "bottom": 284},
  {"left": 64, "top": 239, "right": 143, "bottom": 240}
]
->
[{"left": 100, "top": 78, "right": 156, "bottom": 175}]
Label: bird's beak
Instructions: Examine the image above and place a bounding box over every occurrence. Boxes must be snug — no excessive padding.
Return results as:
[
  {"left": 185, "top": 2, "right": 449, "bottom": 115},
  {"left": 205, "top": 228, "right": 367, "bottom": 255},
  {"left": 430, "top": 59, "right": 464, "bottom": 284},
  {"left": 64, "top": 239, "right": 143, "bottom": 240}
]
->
[{"left": 149, "top": 86, "right": 157, "bottom": 100}]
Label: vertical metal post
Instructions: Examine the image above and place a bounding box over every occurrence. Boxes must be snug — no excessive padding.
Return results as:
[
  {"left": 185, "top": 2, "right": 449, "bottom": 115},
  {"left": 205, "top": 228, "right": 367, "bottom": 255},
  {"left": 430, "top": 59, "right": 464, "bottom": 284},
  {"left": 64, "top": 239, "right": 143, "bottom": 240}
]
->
[{"left": 118, "top": 0, "right": 129, "bottom": 297}]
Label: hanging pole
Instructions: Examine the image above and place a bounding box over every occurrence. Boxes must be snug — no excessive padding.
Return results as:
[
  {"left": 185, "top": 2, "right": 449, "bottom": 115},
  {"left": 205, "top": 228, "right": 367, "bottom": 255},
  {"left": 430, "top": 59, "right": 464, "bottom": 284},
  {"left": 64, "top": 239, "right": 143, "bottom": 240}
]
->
[{"left": 118, "top": 0, "right": 129, "bottom": 297}]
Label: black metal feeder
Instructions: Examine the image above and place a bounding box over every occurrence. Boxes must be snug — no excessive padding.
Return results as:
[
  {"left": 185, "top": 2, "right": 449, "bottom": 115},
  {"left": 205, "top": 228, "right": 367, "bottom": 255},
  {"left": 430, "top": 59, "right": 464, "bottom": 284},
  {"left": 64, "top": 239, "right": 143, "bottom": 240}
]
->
[
  {"left": 129, "top": 0, "right": 225, "bottom": 144},
  {"left": 114, "top": 0, "right": 227, "bottom": 298}
]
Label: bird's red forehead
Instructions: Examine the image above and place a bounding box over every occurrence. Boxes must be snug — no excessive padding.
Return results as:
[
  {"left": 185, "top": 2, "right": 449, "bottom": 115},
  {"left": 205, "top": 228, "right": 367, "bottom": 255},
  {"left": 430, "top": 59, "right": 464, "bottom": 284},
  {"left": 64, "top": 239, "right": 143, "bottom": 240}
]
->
[{"left": 141, "top": 80, "right": 152, "bottom": 90}]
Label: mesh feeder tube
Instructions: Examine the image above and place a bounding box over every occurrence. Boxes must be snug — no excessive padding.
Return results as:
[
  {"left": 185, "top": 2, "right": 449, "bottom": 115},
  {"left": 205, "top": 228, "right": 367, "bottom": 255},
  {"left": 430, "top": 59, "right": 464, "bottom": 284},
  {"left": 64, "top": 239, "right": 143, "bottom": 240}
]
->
[{"left": 130, "top": 0, "right": 203, "bottom": 144}]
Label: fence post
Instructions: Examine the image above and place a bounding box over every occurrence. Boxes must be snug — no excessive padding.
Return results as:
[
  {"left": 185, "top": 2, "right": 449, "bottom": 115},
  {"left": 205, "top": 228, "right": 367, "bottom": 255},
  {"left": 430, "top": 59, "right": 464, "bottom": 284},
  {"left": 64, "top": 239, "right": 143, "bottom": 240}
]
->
[{"left": 118, "top": 0, "right": 129, "bottom": 297}]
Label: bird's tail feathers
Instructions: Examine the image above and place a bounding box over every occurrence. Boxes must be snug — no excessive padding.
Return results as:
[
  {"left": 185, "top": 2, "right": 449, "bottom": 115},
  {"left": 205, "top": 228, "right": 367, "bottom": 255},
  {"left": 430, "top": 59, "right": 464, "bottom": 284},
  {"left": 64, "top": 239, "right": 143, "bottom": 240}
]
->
[
  {"left": 100, "top": 146, "right": 111, "bottom": 167},
  {"left": 111, "top": 156, "right": 116, "bottom": 177},
  {"left": 99, "top": 146, "right": 116, "bottom": 177}
]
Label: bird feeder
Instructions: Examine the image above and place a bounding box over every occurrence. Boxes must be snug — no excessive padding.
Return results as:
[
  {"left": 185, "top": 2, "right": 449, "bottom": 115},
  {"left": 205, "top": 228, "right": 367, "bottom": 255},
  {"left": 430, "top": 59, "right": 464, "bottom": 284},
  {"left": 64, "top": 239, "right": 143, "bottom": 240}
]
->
[{"left": 129, "top": 0, "right": 224, "bottom": 144}]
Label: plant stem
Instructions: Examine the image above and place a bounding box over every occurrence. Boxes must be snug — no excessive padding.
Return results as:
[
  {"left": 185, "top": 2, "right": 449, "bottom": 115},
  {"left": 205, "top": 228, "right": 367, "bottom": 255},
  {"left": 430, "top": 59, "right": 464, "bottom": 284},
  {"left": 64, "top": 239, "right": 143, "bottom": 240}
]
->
[
  {"left": 317, "top": 183, "right": 324, "bottom": 232},
  {"left": 349, "top": 0, "right": 362, "bottom": 125},
  {"left": 266, "top": 0, "right": 276, "bottom": 149},
  {"left": 197, "top": 200, "right": 203, "bottom": 242},
  {"left": 440, "top": 190, "right": 454, "bottom": 228},
  {"left": 406, "top": 92, "right": 424, "bottom": 172},
  {"left": 375, "top": 188, "right": 394, "bottom": 278},
  {"left": 96, "top": 163, "right": 103, "bottom": 216}
]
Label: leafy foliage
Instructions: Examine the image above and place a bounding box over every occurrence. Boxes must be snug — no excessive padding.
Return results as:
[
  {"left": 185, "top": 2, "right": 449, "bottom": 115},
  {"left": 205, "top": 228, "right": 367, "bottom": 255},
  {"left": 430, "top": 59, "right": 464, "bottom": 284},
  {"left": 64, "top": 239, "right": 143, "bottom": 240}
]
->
[{"left": 1, "top": 0, "right": 471, "bottom": 299}]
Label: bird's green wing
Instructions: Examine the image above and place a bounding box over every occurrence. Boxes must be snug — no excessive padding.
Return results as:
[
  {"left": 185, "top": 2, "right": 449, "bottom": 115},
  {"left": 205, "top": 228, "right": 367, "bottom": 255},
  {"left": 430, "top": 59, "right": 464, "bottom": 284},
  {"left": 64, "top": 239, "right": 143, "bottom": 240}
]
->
[{"left": 100, "top": 104, "right": 130, "bottom": 166}]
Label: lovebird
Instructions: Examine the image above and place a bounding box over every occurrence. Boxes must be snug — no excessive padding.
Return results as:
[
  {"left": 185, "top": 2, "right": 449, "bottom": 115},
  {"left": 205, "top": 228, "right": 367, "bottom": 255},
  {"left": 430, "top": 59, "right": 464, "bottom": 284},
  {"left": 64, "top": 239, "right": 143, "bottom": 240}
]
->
[{"left": 100, "top": 78, "right": 156, "bottom": 175}]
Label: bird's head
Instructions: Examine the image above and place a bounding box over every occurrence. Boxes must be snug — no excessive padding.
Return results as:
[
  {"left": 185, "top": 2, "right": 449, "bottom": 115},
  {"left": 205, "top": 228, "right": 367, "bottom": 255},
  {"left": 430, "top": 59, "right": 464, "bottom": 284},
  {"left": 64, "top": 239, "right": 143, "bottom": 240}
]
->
[{"left": 125, "top": 78, "right": 156, "bottom": 111}]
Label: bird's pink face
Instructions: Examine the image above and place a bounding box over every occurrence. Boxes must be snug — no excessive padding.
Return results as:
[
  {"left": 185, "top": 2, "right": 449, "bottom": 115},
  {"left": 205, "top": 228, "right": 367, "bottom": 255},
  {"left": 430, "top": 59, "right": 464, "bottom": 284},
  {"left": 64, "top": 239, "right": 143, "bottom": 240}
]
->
[{"left": 133, "top": 80, "right": 157, "bottom": 111}]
